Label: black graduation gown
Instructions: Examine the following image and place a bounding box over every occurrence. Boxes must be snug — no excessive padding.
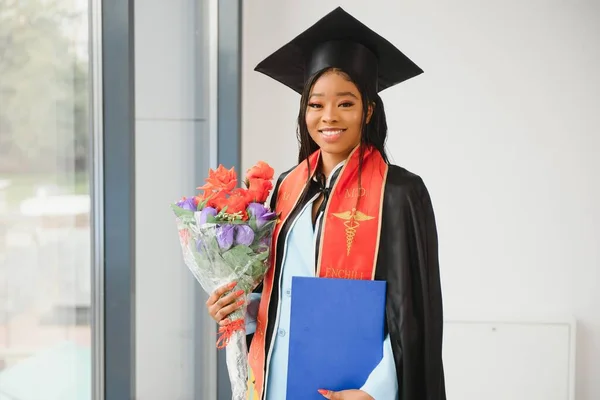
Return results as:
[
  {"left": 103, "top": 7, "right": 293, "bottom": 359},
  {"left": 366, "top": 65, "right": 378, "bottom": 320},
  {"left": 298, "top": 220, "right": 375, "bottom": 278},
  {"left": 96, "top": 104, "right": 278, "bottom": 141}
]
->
[{"left": 248, "top": 163, "right": 446, "bottom": 400}]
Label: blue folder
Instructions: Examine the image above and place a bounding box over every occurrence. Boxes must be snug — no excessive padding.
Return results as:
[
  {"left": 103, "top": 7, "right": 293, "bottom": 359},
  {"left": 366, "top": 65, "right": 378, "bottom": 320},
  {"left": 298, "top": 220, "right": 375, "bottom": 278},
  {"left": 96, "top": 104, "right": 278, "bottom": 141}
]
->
[{"left": 286, "top": 276, "right": 387, "bottom": 400}]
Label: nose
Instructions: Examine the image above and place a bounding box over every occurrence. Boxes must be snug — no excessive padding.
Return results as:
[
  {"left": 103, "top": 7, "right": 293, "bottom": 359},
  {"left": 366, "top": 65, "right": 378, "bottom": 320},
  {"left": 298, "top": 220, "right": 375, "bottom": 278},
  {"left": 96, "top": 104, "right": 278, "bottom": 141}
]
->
[{"left": 321, "top": 104, "right": 338, "bottom": 123}]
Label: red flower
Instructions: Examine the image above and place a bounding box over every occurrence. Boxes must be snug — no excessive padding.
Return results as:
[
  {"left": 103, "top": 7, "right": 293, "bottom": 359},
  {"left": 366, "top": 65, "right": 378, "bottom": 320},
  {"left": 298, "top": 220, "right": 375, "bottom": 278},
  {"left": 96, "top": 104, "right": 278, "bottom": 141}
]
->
[
  {"left": 226, "top": 189, "right": 250, "bottom": 220},
  {"left": 197, "top": 165, "right": 237, "bottom": 194},
  {"left": 206, "top": 191, "right": 228, "bottom": 211},
  {"left": 197, "top": 189, "right": 214, "bottom": 205},
  {"left": 246, "top": 161, "right": 274, "bottom": 181},
  {"left": 247, "top": 178, "right": 273, "bottom": 204},
  {"left": 230, "top": 188, "right": 250, "bottom": 200}
]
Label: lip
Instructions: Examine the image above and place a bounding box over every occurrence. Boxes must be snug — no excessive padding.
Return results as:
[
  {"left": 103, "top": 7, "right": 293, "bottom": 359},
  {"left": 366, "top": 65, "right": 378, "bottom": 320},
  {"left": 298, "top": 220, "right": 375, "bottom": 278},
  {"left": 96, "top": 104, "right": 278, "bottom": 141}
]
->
[
  {"left": 318, "top": 127, "right": 346, "bottom": 132},
  {"left": 318, "top": 128, "right": 346, "bottom": 143}
]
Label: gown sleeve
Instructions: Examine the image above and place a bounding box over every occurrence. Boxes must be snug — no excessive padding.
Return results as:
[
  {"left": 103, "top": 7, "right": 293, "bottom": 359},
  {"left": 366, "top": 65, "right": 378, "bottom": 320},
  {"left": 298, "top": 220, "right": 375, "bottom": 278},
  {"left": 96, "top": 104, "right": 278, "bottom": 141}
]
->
[{"left": 377, "top": 171, "right": 446, "bottom": 400}]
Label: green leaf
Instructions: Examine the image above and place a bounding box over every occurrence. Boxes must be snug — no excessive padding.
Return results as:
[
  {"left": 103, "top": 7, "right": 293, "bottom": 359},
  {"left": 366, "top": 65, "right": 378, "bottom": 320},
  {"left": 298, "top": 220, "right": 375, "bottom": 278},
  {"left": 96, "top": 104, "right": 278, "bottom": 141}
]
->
[
  {"left": 223, "top": 245, "right": 263, "bottom": 276},
  {"left": 203, "top": 234, "right": 221, "bottom": 255},
  {"left": 198, "top": 199, "right": 209, "bottom": 210},
  {"left": 251, "top": 259, "right": 268, "bottom": 278},
  {"left": 171, "top": 204, "right": 195, "bottom": 219},
  {"left": 248, "top": 215, "right": 258, "bottom": 231},
  {"left": 225, "top": 245, "right": 253, "bottom": 258},
  {"left": 224, "top": 218, "right": 247, "bottom": 225},
  {"left": 221, "top": 245, "right": 257, "bottom": 276},
  {"left": 171, "top": 205, "right": 197, "bottom": 230},
  {"left": 255, "top": 250, "right": 269, "bottom": 262}
]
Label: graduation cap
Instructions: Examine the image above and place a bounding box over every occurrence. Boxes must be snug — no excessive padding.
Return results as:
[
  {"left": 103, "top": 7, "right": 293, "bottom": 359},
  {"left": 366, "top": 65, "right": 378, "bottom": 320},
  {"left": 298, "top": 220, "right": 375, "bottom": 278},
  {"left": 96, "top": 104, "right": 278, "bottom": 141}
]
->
[{"left": 254, "top": 7, "right": 423, "bottom": 94}]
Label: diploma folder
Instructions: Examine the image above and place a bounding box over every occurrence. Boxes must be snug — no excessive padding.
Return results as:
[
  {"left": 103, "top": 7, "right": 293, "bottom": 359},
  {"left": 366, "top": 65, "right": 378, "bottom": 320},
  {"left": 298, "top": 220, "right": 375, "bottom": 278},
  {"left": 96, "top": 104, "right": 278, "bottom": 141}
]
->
[{"left": 286, "top": 276, "right": 387, "bottom": 399}]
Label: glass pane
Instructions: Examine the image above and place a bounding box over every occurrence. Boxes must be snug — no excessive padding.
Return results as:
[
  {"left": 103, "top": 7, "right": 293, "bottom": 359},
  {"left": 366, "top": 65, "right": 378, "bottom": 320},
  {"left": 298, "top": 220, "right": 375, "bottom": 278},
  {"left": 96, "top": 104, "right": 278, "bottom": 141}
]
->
[{"left": 0, "top": 0, "right": 92, "bottom": 399}]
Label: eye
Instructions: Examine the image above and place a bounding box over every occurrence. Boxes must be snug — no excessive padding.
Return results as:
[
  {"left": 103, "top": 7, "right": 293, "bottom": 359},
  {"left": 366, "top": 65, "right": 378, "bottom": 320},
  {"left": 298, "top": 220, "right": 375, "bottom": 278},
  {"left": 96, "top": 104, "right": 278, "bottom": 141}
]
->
[
  {"left": 308, "top": 103, "right": 322, "bottom": 109},
  {"left": 339, "top": 102, "right": 354, "bottom": 108}
]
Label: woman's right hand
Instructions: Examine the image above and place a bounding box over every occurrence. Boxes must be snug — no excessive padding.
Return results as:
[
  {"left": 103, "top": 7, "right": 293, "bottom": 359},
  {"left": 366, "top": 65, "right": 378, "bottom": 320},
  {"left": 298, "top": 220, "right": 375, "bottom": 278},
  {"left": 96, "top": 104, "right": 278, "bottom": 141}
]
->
[{"left": 206, "top": 281, "right": 246, "bottom": 326}]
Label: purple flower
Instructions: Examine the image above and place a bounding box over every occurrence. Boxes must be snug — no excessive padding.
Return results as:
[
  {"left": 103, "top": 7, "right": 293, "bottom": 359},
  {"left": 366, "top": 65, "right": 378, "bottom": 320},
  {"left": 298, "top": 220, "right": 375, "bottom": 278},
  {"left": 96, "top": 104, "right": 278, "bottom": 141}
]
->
[
  {"left": 247, "top": 202, "right": 268, "bottom": 219},
  {"left": 234, "top": 224, "right": 255, "bottom": 246},
  {"left": 198, "top": 207, "right": 217, "bottom": 225},
  {"left": 216, "top": 224, "right": 235, "bottom": 250},
  {"left": 257, "top": 212, "right": 277, "bottom": 228},
  {"left": 176, "top": 197, "right": 197, "bottom": 211},
  {"left": 247, "top": 202, "right": 276, "bottom": 228}
]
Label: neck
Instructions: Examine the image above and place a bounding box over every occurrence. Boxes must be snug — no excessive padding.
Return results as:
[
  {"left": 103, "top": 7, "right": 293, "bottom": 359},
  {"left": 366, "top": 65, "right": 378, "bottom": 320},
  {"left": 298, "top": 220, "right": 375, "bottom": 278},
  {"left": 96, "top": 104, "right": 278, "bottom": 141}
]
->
[
  {"left": 320, "top": 144, "right": 362, "bottom": 178},
  {"left": 319, "top": 153, "right": 346, "bottom": 178}
]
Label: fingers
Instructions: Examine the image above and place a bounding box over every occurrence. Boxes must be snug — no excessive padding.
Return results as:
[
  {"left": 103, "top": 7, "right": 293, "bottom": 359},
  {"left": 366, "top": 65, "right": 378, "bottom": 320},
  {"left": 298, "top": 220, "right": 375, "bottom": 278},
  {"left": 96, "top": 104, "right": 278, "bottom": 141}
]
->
[
  {"left": 318, "top": 389, "right": 337, "bottom": 399},
  {"left": 205, "top": 281, "right": 247, "bottom": 323},
  {"left": 213, "top": 296, "right": 245, "bottom": 323},
  {"left": 213, "top": 289, "right": 244, "bottom": 311},
  {"left": 206, "top": 281, "right": 237, "bottom": 307}
]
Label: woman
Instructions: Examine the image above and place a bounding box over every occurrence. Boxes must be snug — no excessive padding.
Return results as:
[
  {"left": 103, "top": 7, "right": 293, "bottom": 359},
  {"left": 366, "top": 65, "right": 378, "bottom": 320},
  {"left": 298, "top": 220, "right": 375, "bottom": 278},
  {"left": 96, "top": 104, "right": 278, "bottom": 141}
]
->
[{"left": 206, "top": 7, "right": 446, "bottom": 400}]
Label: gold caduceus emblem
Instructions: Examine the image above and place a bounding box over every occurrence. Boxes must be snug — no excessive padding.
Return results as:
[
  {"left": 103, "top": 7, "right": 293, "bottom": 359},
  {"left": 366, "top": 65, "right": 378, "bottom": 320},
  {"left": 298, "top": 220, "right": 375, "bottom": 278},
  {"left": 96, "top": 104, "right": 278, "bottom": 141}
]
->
[{"left": 332, "top": 208, "right": 375, "bottom": 256}]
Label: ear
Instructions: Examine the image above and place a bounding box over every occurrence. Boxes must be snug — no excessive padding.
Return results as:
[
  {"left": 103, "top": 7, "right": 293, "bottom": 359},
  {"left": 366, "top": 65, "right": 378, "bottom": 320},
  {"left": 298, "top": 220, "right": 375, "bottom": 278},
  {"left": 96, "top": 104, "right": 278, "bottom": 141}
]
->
[{"left": 366, "top": 102, "right": 375, "bottom": 124}]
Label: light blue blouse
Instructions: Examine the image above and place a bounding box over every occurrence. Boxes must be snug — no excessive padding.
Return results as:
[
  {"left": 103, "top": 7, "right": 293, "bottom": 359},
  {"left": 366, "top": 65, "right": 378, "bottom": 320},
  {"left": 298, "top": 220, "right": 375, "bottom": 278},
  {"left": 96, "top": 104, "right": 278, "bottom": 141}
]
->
[{"left": 246, "top": 198, "right": 398, "bottom": 400}]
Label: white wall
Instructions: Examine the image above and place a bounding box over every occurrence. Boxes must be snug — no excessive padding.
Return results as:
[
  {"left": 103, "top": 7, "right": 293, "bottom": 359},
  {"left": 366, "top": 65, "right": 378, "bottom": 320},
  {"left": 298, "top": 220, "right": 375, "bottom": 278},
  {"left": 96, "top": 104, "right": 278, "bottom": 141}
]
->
[{"left": 242, "top": 1, "right": 600, "bottom": 399}]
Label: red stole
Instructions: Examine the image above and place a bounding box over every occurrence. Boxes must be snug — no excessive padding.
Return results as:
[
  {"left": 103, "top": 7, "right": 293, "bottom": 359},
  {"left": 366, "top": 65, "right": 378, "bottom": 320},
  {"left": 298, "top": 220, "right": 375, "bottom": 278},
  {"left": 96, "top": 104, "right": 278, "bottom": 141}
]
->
[{"left": 247, "top": 146, "right": 388, "bottom": 399}]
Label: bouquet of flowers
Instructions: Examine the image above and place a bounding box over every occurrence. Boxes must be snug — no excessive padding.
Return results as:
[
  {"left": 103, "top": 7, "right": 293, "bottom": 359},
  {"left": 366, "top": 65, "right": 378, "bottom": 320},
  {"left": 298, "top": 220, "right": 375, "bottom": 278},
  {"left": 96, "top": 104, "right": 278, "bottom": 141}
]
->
[{"left": 171, "top": 161, "right": 277, "bottom": 400}]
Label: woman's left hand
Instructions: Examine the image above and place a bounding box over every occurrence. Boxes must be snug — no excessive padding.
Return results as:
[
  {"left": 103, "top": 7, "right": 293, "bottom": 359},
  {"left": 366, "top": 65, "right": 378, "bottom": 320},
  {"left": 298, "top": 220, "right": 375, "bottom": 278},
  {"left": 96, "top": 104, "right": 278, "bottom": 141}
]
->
[{"left": 318, "top": 389, "right": 374, "bottom": 400}]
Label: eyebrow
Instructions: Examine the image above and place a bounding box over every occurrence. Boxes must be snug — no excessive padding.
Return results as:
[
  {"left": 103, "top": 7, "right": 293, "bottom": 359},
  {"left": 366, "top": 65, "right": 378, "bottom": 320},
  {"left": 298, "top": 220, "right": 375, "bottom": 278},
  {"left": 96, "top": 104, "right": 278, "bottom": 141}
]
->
[{"left": 310, "top": 91, "right": 359, "bottom": 99}]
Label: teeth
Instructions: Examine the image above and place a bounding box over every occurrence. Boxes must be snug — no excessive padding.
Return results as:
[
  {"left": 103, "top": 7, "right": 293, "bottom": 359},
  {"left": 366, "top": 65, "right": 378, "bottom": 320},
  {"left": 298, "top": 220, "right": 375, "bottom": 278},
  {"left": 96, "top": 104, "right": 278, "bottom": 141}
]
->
[{"left": 321, "top": 130, "right": 344, "bottom": 136}]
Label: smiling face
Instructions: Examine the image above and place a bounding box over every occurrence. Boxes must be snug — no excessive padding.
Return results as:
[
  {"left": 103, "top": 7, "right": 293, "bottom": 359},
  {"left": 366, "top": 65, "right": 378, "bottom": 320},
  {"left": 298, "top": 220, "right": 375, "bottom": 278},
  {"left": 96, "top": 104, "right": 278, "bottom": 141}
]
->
[{"left": 305, "top": 70, "right": 372, "bottom": 167}]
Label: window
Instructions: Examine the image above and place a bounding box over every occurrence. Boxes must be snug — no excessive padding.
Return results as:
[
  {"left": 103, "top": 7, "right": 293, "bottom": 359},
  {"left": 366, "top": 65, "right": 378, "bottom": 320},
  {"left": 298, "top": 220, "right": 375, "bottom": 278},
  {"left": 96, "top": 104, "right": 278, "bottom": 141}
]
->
[{"left": 0, "top": 0, "right": 92, "bottom": 398}]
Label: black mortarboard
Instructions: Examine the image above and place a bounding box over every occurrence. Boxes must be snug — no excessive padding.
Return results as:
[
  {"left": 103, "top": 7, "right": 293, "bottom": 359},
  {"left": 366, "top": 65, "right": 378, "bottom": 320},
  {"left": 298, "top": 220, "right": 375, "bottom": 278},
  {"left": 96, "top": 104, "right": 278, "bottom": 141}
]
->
[{"left": 254, "top": 7, "right": 423, "bottom": 94}]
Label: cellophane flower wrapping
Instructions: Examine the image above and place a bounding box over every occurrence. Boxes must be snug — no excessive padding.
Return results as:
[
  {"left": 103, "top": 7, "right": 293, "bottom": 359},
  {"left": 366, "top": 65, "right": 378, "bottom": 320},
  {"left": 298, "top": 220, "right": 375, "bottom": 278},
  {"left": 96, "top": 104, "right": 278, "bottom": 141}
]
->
[{"left": 171, "top": 162, "right": 277, "bottom": 400}]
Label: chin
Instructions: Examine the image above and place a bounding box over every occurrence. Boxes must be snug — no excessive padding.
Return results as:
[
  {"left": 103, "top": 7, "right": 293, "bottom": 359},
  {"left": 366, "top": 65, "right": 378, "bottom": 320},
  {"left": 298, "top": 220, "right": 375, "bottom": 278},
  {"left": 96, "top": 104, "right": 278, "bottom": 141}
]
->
[{"left": 318, "top": 144, "right": 355, "bottom": 159}]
